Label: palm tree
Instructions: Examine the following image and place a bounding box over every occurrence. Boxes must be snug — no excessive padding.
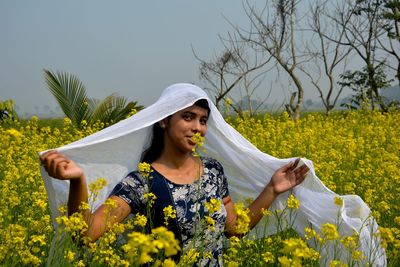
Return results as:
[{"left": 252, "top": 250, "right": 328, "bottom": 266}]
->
[{"left": 44, "top": 69, "right": 143, "bottom": 128}]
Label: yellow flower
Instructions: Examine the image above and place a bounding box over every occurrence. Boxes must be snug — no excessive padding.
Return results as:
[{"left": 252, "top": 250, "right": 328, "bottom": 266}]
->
[
  {"left": 262, "top": 251, "right": 275, "bottom": 263},
  {"left": 229, "top": 236, "right": 241, "bottom": 247},
  {"left": 162, "top": 258, "right": 176, "bottom": 267},
  {"left": 225, "top": 261, "right": 239, "bottom": 267},
  {"left": 144, "top": 192, "right": 157, "bottom": 207},
  {"left": 134, "top": 214, "right": 147, "bottom": 227},
  {"left": 287, "top": 194, "right": 300, "bottom": 209},
  {"left": 88, "top": 178, "right": 107, "bottom": 195},
  {"left": 352, "top": 250, "right": 363, "bottom": 260},
  {"left": 394, "top": 216, "right": 400, "bottom": 226},
  {"left": 163, "top": 205, "right": 177, "bottom": 226},
  {"left": 329, "top": 260, "right": 348, "bottom": 267},
  {"left": 179, "top": 248, "right": 200, "bottom": 266},
  {"left": 123, "top": 232, "right": 154, "bottom": 264},
  {"left": 341, "top": 235, "right": 358, "bottom": 249},
  {"left": 28, "top": 235, "right": 46, "bottom": 247},
  {"left": 304, "top": 227, "right": 317, "bottom": 240},
  {"left": 321, "top": 223, "right": 340, "bottom": 240},
  {"left": 138, "top": 162, "right": 152, "bottom": 178},
  {"left": 191, "top": 132, "right": 205, "bottom": 157},
  {"left": 278, "top": 256, "right": 292, "bottom": 266},
  {"left": 6, "top": 128, "right": 23, "bottom": 139},
  {"left": 205, "top": 216, "right": 216, "bottom": 231},
  {"left": 233, "top": 202, "right": 250, "bottom": 234},
  {"left": 334, "top": 196, "right": 344, "bottom": 206},
  {"left": 104, "top": 198, "right": 118, "bottom": 209},
  {"left": 191, "top": 132, "right": 205, "bottom": 147},
  {"left": 151, "top": 227, "right": 180, "bottom": 257},
  {"left": 205, "top": 198, "right": 221, "bottom": 214},
  {"left": 74, "top": 260, "right": 85, "bottom": 267},
  {"left": 63, "top": 117, "right": 72, "bottom": 125},
  {"left": 78, "top": 201, "right": 90, "bottom": 211},
  {"left": 64, "top": 250, "right": 76, "bottom": 263}
]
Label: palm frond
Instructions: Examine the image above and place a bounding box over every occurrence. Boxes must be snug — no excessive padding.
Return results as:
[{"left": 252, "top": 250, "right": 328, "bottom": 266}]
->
[
  {"left": 90, "top": 93, "right": 123, "bottom": 124},
  {"left": 43, "top": 69, "right": 89, "bottom": 127}
]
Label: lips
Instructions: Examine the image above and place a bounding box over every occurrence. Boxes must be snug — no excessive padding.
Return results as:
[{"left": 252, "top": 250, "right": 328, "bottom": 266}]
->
[{"left": 187, "top": 136, "right": 196, "bottom": 145}]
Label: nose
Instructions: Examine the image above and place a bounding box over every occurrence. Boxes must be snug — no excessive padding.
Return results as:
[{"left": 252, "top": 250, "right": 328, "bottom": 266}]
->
[{"left": 191, "top": 119, "right": 202, "bottom": 133}]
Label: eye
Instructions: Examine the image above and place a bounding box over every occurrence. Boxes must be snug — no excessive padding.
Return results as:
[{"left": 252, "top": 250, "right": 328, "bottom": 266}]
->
[
  {"left": 182, "top": 113, "right": 192, "bottom": 121},
  {"left": 200, "top": 117, "right": 208, "bottom": 125}
]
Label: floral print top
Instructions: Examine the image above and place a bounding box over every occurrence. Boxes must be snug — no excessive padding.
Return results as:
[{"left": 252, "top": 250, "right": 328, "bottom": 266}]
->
[{"left": 111, "top": 157, "right": 230, "bottom": 266}]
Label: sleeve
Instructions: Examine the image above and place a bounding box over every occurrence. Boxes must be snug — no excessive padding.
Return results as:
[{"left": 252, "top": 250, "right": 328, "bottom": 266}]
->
[
  {"left": 110, "top": 171, "right": 147, "bottom": 213},
  {"left": 214, "top": 159, "right": 230, "bottom": 199}
]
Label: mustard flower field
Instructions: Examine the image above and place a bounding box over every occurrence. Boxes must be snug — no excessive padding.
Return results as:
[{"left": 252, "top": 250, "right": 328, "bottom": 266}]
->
[{"left": 1, "top": 111, "right": 399, "bottom": 266}]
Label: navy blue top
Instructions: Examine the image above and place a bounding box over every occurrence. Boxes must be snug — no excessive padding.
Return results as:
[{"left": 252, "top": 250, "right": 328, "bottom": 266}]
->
[{"left": 111, "top": 157, "right": 230, "bottom": 266}]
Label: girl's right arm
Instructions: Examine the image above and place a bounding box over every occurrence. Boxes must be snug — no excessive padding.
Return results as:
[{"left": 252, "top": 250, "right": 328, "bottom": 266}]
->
[{"left": 40, "top": 150, "right": 131, "bottom": 242}]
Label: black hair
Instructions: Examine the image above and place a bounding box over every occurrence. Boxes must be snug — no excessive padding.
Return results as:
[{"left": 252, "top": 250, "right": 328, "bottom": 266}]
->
[{"left": 141, "top": 99, "right": 210, "bottom": 163}]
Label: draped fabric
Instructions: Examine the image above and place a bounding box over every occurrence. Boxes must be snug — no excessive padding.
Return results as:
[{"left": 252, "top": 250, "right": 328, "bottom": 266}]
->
[{"left": 40, "top": 83, "right": 386, "bottom": 266}]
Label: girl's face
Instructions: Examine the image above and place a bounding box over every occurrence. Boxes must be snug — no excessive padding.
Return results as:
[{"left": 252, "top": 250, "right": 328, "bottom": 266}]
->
[{"left": 163, "top": 104, "right": 209, "bottom": 154}]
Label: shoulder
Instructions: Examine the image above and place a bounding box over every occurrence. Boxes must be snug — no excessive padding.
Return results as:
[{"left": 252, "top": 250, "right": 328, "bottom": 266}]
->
[
  {"left": 202, "top": 156, "right": 222, "bottom": 166},
  {"left": 119, "top": 170, "right": 147, "bottom": 186},
  {"left": 202, "top": 156, "right": 224, "bottom": 173}
]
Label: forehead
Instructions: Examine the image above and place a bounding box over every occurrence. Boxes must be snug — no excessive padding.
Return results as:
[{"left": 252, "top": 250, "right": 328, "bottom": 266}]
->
[{"left": 178, "top": 105, "right": 209, "bottom": 116}]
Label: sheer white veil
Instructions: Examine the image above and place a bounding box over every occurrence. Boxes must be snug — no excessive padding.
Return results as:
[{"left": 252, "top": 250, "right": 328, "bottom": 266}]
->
[{"left": 40, "top": 83, "right": 386, "bottom": 266}]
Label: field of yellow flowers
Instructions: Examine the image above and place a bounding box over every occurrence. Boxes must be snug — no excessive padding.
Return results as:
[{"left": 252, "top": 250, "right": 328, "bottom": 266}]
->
[{"left": 1, "top": 110, "right": 399, "bottom": 266}]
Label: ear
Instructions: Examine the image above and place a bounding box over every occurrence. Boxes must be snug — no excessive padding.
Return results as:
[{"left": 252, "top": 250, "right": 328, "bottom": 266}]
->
[{"left": 159, "top": 118, "right": 168, "bottom": 128}]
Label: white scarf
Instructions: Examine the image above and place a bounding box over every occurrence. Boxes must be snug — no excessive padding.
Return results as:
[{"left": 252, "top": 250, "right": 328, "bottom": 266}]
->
[{"left": 40, "top": 83, "right": 386, "bottom": 266}]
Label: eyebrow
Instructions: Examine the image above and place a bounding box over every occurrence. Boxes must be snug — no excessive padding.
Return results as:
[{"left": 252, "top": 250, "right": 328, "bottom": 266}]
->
[{"left": 183, "top": 111, "right": 208, "bottom": 119}]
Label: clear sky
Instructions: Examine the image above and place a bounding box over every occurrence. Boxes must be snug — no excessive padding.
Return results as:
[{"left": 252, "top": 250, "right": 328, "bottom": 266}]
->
[{"left": 1, "top": 0, "right": 259, "bottom": 116}]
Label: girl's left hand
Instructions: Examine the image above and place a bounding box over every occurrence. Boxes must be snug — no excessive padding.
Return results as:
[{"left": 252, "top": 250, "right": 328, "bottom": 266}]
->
[{"left": 268, "top": 158, "right": 309, "bottom": 196}]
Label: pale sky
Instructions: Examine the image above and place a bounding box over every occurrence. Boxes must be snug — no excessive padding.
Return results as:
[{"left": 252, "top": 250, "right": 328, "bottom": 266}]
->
[
  {"left": 1, "top": 0, "right": 364, "bottom": 117},
  {"left": 1, "top": 1, "right": 257, "bottom": 116}
]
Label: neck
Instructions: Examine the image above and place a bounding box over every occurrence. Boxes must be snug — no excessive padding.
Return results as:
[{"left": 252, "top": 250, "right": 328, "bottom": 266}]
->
[{"left": 158, "top": 141, "right": 193, "bottom": 169}]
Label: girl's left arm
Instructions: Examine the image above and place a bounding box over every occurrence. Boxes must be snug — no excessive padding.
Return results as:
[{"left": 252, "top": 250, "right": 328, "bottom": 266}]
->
[{"left": 224, "top": 158, "right": 309, "bottom": 237}]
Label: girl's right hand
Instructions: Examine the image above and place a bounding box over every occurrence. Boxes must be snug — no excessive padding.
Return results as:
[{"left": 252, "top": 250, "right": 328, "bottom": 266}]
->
[{"left": 40, "top": 150, "right": 84, "bottom": 180}]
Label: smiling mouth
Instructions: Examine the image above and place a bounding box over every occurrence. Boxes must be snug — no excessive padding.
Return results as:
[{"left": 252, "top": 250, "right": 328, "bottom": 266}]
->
[{"left": 187, "top": 136, "right": 196, "bottom": 145}]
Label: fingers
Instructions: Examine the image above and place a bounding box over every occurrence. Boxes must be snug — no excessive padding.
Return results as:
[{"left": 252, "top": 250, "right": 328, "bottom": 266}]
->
[
  {"left": 281, "top": 158, "right": 300, "bottom": 172},
  {"left": 40, "top": 150, "right": 70, "bottom": 179},
  {"left": 294, "top": 164, "right": 309, "bottom": 185}
]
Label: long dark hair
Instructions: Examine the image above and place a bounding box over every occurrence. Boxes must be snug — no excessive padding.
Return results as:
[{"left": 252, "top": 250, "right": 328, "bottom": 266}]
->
[{"left": 141, "top": 99, "right": 210, "bottom": 163}]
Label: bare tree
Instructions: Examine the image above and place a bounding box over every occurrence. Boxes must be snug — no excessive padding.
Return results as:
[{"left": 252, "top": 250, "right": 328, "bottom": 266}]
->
[
  {"left": 300, "top": 0, "right": 353, "bottom": 113},
  {"left": 379, "top": 0, "right": 400, "bottom": 85},
  {"left": 194, "top": 32, "right": 272, "bottom": 118},
  {"left": 328, "top": 0, "right": 390, "bottom": 110},
  {"left": 231, "top": 0, "right": 310, "bottom": 120}
]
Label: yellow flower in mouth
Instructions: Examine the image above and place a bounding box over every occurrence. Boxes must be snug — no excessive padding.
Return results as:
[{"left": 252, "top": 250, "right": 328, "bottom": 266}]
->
[
  {"left": 191, "top": 132, "right": 205, "bottom": 157},
  {"left": 192, "top": 132, "right": 205, "bottom": 147}
]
